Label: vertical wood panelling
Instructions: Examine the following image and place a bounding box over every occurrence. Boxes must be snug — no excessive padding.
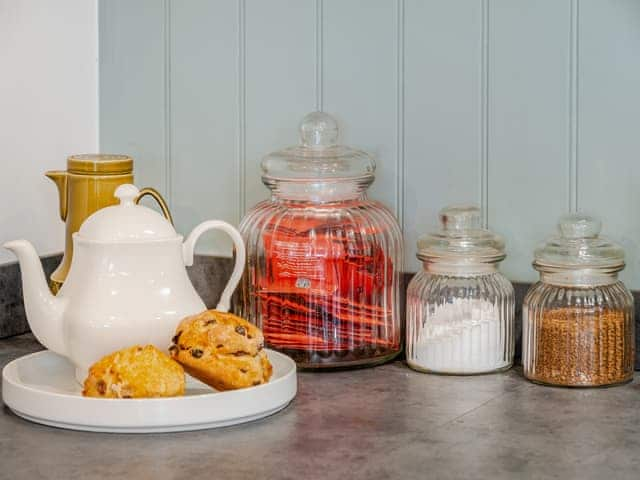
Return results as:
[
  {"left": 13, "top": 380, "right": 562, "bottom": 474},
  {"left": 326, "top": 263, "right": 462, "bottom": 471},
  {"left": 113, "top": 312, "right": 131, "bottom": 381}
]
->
[
  {"left": 99, "top": 1, "right": 640, "bottom": 286},
  {"left": 403, "top": 0, "right": 483, "bottom": 271},
  {"left": 238, "top": 0, "right": 246, "bottom": 220},
  {"left": 577, "top": 0, "right": 640, "bottom": 288},
  {"left": 568, "top": 0, "right": 579, "bottom": 212},
  {"left": 243, "top": 0, "right": 316, "bottom": 211},
  {"left": 322, "top": 0, "right": 399, "bottom": 215},
  {"left": 488, "top": 0, "right": 572, "bottom": 282},
  {"left": 170, "top": 0, "right": 239, "bottom": 255},
  {"left": 164, "top": 0, "right": 172, "bottom": 203},
  {"left": 480, "top": 0, "right": 489, "bottom": 227},
  {"left": 315, "top": 0, "right": 324, "bottom": 111},
  {"left": 396, "top": 0, "right": 405, "bottom": 229},
  {"left": 99, "top": 0, "right": 167, "bottom": 198}
]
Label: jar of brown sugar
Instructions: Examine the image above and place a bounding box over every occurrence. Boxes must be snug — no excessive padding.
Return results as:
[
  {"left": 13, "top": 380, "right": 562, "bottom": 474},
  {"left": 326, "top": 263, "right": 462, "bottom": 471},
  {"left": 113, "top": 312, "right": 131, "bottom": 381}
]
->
[{"left": 523, "top": 214, "right": 635, "bottom": 387}]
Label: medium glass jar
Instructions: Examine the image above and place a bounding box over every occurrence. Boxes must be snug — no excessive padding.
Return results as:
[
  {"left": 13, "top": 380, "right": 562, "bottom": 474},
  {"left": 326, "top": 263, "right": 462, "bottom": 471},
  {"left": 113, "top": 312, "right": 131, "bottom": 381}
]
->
[
  {"left": 523, "top": 214, "right": 635, "bottom": 387},
  {"left": 406, "top": 206, "right": 515, "bottom": 374},
  {"left": 235, "top": 112, "right": 403, "bottom": 369}
]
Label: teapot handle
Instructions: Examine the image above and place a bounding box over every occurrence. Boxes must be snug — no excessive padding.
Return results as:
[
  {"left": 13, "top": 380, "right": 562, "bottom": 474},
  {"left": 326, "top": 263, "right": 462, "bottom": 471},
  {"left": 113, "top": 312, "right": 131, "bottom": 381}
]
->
[
  {"left": 135, "top": 187, "right": 174, "bottom": 225},
  {"left": 182, "top": 221, "right": 246, "bottom": 313}
]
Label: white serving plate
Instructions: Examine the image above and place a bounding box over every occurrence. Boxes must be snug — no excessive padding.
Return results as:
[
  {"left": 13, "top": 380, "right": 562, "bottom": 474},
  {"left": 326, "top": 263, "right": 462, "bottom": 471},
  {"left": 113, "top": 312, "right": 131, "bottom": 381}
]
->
[{"left": 2, "top": 349, "right": 296, "bottom": 433}]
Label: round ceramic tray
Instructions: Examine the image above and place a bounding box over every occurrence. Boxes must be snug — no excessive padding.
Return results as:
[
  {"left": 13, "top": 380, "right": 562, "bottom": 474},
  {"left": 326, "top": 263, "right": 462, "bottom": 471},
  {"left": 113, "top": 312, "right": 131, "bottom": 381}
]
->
[{"left": 2, "top": 349, "right": 296, "bottom": 433}]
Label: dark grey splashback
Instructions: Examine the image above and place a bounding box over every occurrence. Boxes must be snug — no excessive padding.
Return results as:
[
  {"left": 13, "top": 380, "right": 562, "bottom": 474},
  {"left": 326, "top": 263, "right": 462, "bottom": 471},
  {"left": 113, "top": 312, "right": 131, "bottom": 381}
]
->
[
  {"left": 2, "top": 255, "right": 639, "bottom": 369},
  {"left": 0, "top": 254, "right": 61, "bottom": 338},
  {"left": 186, "top": 255, "right": 235, "bottom": 308}
]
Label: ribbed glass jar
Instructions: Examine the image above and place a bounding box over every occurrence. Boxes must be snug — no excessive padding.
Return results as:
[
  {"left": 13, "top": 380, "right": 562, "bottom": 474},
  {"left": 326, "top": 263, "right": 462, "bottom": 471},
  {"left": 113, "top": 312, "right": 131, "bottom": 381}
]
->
[
  {"left": 522, "top": 214, "right": 635, "bottom": 387},
  {"left": 523, "top": 280, "right": 634, "bottom": 387},
  {"left": 234, "top": 113, "right": 403, "bottom": 369},
  {"left": 406, "top": 206, "right": 515, "bottom": 374}
]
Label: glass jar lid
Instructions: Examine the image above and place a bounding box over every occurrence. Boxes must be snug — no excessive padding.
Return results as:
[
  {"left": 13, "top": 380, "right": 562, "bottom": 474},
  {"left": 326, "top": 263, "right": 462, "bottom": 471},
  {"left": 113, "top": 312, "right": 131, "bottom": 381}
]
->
[
  {"left": 533, "top": 213, "right": 625, "bottom": 271},
  {"left": 417, "top": 205, "right": 506, "bottom": 263},
  {"left": 261, "top": 112, "right": 376, "bottom": 183}
]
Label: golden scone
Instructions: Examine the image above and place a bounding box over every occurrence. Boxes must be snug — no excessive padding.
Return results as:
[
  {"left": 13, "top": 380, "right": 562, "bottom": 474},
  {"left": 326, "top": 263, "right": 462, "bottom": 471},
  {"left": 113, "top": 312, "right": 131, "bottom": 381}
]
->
[
  {"left": 170, "top": 310, "right": 273, "bottom": 391},
  {"left": 83, "top": 345, "right": 185, "bottom": 398}
]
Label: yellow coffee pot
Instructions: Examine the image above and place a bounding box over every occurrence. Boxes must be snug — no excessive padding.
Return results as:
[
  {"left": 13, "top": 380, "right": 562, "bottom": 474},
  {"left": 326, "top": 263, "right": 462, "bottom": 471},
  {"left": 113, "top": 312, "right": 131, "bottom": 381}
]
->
[{"left": 45, "top": 154, "right": 171, "bottom": 293}]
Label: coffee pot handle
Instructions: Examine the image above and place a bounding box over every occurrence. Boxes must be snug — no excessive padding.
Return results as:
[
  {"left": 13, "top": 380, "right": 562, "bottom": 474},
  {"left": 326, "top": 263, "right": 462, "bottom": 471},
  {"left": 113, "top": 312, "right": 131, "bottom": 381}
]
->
[
  {"left": 135, "top": 187, "right": 174, "bottom": 225},
  {"left": 182, "top": 221, "right": 246, "bottom": 313}
]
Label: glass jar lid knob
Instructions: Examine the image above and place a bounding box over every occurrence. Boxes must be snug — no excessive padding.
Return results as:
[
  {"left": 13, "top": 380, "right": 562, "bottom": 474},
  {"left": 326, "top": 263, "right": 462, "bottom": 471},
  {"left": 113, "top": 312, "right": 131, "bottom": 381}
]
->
[
  {"left": 440, "top": 205, "right": 482, "bottom": 231},
  {"left": 558, "top": 213, "right": 602, "bottom": 239},
  {"left": 299, "top": 111, "right": 339, "bottom": 147}
]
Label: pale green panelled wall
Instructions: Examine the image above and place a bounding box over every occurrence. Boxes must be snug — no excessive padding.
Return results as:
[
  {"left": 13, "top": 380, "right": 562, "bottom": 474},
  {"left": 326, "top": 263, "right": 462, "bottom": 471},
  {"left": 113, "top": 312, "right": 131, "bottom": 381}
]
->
[{"left": 99, "top": 0, "right": 640, "bottom": 288}]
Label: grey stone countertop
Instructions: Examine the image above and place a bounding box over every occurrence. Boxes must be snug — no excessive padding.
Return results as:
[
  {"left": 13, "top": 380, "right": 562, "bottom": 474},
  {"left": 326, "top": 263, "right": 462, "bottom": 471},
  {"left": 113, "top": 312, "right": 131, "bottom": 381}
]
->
[{"left": 1, "top": 335, "right": 639, "bottom": 480}]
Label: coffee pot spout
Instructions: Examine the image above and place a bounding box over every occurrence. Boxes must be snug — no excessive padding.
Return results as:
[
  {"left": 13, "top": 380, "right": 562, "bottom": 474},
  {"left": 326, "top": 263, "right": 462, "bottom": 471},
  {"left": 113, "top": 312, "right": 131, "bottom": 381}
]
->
[
  {"left": 45, "top": 170, "right": 68, "bottom": 222},
  {"left": 3, "top": 240, "right": 68, "bottom": 355}
]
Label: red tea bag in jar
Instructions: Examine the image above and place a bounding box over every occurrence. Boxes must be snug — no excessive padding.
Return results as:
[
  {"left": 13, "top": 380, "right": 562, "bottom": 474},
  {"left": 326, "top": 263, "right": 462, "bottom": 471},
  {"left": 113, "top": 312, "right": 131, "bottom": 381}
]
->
[{"left": 260, "top": 219, "right": 346, "bottom": 296}]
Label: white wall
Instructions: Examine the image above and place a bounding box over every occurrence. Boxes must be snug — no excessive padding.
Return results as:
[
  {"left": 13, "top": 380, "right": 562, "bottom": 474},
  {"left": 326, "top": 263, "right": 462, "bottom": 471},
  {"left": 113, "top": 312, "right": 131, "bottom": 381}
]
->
[
  {"left": 0, "top": 0, "right": 98, "bottom": 264},
  {"left": 100, "top": 0, "right": 640, "bottom": 288}
]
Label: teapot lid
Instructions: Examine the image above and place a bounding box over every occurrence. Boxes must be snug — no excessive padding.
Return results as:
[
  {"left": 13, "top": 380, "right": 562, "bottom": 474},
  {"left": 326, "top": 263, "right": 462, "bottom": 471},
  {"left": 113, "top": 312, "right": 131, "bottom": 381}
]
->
[{"left": 76, "top": 185, "right": 178, "bottom": 242}]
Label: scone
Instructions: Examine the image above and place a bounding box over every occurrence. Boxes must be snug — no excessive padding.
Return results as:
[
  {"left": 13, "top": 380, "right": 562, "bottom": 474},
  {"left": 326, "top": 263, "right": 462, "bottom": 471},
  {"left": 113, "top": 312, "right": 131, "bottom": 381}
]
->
[
  {"left": 170, "top": 310, "right": 273, "bottom": 391},
  {"left": 83, "top": 345, "right": 185, "bottom": 398}
]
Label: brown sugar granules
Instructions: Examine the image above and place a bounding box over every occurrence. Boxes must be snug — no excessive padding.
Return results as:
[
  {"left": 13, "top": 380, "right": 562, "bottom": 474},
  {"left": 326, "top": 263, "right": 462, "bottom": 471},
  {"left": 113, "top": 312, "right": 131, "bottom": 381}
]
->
[{"left": 527, "top": 307, "right": 634, "bottom": 386}]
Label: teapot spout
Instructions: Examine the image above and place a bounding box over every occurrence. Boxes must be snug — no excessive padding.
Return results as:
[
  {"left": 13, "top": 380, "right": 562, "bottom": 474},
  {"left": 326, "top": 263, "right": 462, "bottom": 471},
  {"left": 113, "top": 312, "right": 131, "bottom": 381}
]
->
[{"left": 3, "top": 240, "right": 68, "bottom": 355}]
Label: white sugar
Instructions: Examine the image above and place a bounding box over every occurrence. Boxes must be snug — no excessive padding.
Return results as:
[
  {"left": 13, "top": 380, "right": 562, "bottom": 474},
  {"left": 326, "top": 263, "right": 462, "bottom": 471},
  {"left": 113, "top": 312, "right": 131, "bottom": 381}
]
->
[{"left": 411, "top": 298, "right": 509, "bottom": 374}]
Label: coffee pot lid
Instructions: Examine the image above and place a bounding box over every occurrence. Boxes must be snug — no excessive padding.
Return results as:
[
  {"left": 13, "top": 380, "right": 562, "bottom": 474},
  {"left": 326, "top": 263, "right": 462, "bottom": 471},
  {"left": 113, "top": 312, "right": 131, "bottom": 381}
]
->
[
  {"left": 67, "top": 154, "right": 133, "bottom": 175},
  {"left": 76, "top": 184, "right": 178, "bottom": 242}
]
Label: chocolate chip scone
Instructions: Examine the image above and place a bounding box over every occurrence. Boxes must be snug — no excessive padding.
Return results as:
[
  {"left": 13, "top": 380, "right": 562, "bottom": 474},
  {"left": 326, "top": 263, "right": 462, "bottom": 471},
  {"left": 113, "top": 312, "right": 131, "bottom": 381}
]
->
[
  {"left": 170, "top": 310, "right": 273, "bottom": 391},
  {"left": 83, "top": 345, "right": 185, "bottom": 398}
]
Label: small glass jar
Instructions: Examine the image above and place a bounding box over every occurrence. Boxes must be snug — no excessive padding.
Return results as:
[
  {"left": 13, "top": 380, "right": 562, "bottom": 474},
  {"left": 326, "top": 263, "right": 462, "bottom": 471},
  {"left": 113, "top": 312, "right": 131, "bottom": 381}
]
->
[
  {"left": 234, "top": 112, "right": 403, "bottom": 369},
  {"left": 406, "top": 206, "right": 515, "bottom": 374},
  {"left": 523, "top": 214, "right": 635, "bottom": 387}
]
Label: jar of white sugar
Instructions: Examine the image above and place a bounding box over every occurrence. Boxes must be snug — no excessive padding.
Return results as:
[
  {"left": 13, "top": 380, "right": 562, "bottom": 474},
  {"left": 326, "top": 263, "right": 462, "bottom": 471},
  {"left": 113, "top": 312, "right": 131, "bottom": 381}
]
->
[{"left": 406, "top": 205, "right": 515, "bottom": 374}]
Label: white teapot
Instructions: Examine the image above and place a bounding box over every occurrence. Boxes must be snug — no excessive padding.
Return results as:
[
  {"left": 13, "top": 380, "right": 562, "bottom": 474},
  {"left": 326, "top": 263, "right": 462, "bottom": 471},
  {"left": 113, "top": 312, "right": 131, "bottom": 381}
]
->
[{"left": 4, "top": 184, "right": 245, "bottom": 382}]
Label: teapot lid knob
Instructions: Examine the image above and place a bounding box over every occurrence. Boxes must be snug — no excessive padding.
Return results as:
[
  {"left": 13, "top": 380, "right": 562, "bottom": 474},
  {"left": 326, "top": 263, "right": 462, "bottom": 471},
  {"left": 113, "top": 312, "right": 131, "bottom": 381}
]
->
[{"left": 114, "top": 184, "right": 140, "bottom": 206}]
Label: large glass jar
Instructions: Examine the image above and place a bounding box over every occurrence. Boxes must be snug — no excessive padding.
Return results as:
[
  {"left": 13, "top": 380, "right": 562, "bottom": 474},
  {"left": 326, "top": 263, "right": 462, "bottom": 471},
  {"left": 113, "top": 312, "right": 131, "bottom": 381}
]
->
[
  {"left": 523, "top": 214, "right": 635, "bottom": 387},
  {"left": 406, "top": 206, "right": 515, "bottom": 374},
  {"left": 234, "top": 112, "right": 403, "bottom": 369}
]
